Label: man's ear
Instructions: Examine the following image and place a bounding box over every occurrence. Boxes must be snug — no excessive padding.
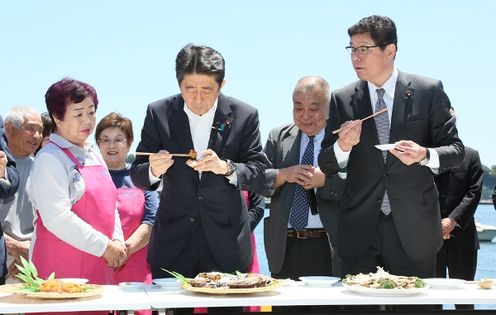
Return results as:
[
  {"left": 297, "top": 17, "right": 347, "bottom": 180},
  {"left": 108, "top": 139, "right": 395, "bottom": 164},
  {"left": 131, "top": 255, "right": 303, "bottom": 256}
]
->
[
  {"left": 219, "top": 80, "right": 226, "bottom": 90},
  {"left": 386, "top": 44, "right": 396, "bottom": 59}
]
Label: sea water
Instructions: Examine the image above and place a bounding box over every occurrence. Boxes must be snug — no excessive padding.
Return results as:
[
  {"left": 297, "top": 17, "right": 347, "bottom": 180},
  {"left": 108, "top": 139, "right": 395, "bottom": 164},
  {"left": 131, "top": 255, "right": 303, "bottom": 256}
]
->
[{"left": 253, "top": 204, "right": 496, "bottom": 309}]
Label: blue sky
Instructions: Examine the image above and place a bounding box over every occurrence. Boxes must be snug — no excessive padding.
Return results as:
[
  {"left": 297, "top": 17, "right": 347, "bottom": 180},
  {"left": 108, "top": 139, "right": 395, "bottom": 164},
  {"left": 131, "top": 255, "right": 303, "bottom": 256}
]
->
[{"left": 1, "top": 1, "right": 494, "bottom": 166}]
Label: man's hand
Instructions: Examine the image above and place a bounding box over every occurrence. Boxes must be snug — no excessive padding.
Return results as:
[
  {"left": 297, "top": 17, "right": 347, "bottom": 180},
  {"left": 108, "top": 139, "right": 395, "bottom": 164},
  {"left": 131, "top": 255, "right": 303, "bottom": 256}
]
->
[
  {"left": 441, "top": 217, "right": 457, "bottom": 240},
  {"left": 389, "top": 140, "right": 427, "bottom": 166},
  {"left": 337, "top": 120, "right": 362, "bottom": 152},
  {"left": 302, "top": 167, "right": 326, "bottom": 190},
  {"left": 193, "top": 149, "right": 229, "bottom": 174},
  {"left": 149, "top": 150, "right": 174, "bottom": 177},
  {"left": 0, "top": 150, "right": 7, "bottom": 179}
]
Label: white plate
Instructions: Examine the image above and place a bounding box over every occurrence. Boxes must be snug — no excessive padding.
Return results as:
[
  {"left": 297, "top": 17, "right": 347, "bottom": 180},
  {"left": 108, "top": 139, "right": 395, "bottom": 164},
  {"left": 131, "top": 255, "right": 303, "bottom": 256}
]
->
[
  {"left": 118, "top": 282, "right": 147, "bottom": 291},
  {"left": 423, "top": 278, "right": 464, "bottom": 289},
  {"left": 58, "top": 278, "right": 89, "bottom": 285},
  {"left": 153, "top": 278, "right": 181, "bottom": 288},
  {"left": 299, "top": 276, "right": 340, "bottom": 287},
  {"left": 343, "top": 283, "right": 429, "bottom": 296},
  {"left": 374, "top": 144, "right": 396, "bottom": 151}
]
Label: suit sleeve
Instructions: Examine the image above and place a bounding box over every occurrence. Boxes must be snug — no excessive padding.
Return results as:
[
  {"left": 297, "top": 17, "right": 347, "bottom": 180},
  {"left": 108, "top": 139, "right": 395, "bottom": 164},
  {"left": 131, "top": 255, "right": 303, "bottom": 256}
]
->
[
  {"left": 318, "top": 93, "right": 343, "bottom": 176},
  {"left": 430, "top": 80, "right": 465, "bottom": 172},
  {"left": 247, "top": 190, "right": 265, "bottom": 231},
  {"left": 0, "top": 117, "right": 18, "bottom": 198},
  {"left": 233, "top": 109, "right": 267, "bottom": 190},
  {"left": 449, "top": 150, "right": 483, "bottom": 229},
  {"left": 130, "top": 105, "right": 162, "bottom": 191}
]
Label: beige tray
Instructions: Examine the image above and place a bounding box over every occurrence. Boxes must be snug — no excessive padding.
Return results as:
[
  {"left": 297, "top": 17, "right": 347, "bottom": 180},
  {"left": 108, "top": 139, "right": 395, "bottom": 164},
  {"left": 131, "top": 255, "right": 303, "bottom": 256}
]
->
[
  {"left": 0, "top": 283, "right": 103, "bottom": 299},
  {"left": 182, "top": 280, "right": 281, "bottom": 295}
]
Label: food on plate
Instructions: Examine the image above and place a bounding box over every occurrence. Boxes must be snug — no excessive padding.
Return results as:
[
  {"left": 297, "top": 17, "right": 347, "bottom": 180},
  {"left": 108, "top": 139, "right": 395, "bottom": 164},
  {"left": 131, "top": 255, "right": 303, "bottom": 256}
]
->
[
  {"left": 477, "top": 278, "right": 493, "bottom": 289},
  {"left": 165, "top": 270, "right": 275, "bottom": 289},
  {"left": 14, "top": 256, "right": 89, "bottom": 293},
  {"left": 40, "top": 279, "right": 84, "bottom": 293},
  {"left": 343, "top": 266, "right": 426, "bottom": 289}
]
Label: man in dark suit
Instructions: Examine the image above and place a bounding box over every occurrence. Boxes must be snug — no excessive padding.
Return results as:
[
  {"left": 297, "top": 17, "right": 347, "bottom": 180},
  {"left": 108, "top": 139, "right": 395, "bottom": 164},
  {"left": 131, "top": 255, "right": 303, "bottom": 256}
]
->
[
  {"left": 435, "top": 107, "right": 482, "bottom": 310},
  {"left": 130, "top": 45, "right": 266, "bottom": 279},
  {"left": 0, "top": 114, "right": 20, "bottom": 284},
  {"left": 318, "top": 15, "right": 464, "bottom": 278},
  {"left": 261, "top": 76, "right": 345, "bottom": 280}
]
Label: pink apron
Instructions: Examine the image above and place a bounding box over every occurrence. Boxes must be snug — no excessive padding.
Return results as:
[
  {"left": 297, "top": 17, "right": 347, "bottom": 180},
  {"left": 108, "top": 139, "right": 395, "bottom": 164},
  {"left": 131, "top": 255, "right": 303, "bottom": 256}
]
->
[
  {"left": 32, "top": 146, "right": 116, "bottom": 283},
  {"left": 113, "top": 187, "right": 152, "bottom": 284},
  {"left": 112, "top": 187, "right": 151, "bottom": 315}
]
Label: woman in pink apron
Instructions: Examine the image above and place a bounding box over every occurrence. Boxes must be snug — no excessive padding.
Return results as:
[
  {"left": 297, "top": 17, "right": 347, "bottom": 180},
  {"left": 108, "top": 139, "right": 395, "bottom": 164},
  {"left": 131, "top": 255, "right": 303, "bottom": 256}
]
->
[
  {"left": 96, "top": 113, "right": 158, "bottom": 315},
  {"left": 29, "top": 78, "right": 127, "bottom": 315}
]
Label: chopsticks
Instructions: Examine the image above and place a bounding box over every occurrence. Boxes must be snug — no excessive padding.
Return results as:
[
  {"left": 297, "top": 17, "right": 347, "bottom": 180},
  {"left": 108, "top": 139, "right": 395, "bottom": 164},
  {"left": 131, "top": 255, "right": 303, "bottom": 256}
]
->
[
  {"left": 135, "top": 152, "right": 191, "bottom": 157},
  {"left": 331, "top": 107, "right": 388, "bottom": 134}
]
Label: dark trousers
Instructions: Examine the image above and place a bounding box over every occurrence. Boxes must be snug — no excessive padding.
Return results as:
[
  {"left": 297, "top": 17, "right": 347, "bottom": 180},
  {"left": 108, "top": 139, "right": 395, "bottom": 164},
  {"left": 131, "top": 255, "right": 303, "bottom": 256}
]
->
[
  {"left": 272, "top": 235, "right": 333, "bottom": 280},
  {"left": 341, "top": 212, "right": 437, "bottom": 312},
  {"left": 341, "top": 212, "right": 436, "bottom": 278},
  {"left": 272, "top": 235, "right": 336, "bottom": 313},
  {"left": 436, "top": 240, "right": 478, "bottom": 310},
  {"left": 154, "top": 225, "right": 245, "bottom": 314}
]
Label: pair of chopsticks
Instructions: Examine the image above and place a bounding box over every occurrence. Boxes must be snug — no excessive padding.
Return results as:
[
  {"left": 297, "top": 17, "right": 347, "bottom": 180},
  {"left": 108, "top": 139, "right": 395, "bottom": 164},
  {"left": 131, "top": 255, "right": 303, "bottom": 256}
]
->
[
  {"left": 135, "top": 152, "right": 191, "bottom": 157},
  {"left": 331, "top": 107, "right": 388, "bottom": 134}
]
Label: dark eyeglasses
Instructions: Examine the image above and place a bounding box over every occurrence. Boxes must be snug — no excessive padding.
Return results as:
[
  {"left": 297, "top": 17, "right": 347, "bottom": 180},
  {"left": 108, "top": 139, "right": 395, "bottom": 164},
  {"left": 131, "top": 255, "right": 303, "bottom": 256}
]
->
[{"left": 345, "top": 45, "right": 383, "bottom": 56}]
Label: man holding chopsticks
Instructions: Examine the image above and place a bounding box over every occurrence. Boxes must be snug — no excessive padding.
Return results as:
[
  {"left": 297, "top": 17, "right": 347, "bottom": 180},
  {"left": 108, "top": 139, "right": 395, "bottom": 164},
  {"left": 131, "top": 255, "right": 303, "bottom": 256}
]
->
[
  {"left": 130, "top": 44, "right": 266, "bottom": 282},
  {"left": 318, "top": 15, "right": 464, "bottom": 279}
]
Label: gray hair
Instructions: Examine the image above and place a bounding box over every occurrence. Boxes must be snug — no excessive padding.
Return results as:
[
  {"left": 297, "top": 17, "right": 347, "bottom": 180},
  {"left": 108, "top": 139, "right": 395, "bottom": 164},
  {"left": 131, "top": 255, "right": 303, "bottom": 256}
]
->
[
  {"left": 293, "top": 76, "right": 331, "bottom": 114},
  {"left": 4, "top": 106, "right": 40, "bottom": 129}
]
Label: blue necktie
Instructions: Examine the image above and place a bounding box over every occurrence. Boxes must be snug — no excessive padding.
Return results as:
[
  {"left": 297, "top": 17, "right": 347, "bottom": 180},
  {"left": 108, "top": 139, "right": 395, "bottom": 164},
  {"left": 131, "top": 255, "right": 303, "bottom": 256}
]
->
[
  {"left": 289, "top": 135, "right": 315, "bottom": 231},
  {"left": 375, "top": 88, "right": 391, "bottom": 215}
]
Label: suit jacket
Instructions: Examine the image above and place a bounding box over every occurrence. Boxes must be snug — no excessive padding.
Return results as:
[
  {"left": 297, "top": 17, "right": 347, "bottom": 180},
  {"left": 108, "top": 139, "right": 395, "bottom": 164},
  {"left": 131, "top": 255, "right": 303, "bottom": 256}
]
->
[
  {"left": 130, "top": 93, "right": 266, "bottom": 274},
  {"left": 435, "top": 146, "right": 482, "bottom": 251},
  {"left": 318, "top": 71, "right": 464, "bottom": 262},
  {"left": 0, "top": 115, "right": 19, "bottom": 279},
  {"left": 260, "top": 123, "right": 345, "bottom": 274}
]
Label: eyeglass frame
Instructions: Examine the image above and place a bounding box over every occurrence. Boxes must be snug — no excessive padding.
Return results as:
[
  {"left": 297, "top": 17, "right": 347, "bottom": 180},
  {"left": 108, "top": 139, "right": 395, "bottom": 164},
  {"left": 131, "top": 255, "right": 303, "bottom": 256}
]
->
[
  {"left": 97, "top": 137, "right": 128, "bottom": 146},
  {"left": 20, "top": 124, "right": 44, "bottom": 135},
  {"left": 345, "top": 44, "right": 386, "bottom": 56}
]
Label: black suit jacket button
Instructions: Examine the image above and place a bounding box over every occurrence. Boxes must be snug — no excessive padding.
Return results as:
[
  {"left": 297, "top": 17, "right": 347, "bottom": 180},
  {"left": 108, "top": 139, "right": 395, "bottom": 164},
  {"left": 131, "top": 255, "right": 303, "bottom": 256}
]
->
[
  {"left": 198, "top": 195, "right": 204, "bottom": 201},
  {"left": 189, "top": 217, "right": 196, "bottom": 222}
]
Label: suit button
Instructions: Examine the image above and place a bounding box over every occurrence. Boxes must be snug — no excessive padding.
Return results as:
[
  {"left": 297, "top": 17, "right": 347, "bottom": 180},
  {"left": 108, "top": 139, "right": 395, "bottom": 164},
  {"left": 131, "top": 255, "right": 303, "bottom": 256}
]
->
[
  {"left": 190, "top": 217, "right": 196, "bottom": 222},
  {"left": 198, "top": 195, "right": 204, "bottom": 201}
]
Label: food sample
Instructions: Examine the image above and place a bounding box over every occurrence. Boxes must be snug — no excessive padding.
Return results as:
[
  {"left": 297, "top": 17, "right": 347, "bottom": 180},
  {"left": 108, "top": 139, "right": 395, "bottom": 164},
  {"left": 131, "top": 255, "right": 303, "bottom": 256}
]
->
[
  {"left": 477, "top": 278, "right": 493, "bottom": 289},
  {"left": 343, "top": 266, "right": 425, "bottom": 289},
  {"left": 40, "top": 279, "right": 84, "bottom": 293},
  {"left": 186, "top": 272, "right": 274, "bottom": 289}
]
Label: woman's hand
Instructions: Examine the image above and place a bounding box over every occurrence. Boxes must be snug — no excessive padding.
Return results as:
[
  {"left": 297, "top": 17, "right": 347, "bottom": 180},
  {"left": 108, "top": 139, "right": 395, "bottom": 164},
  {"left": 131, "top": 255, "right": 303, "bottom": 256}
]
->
[{"left": 102, "top": 239, "right": 128, "bottom": 269}]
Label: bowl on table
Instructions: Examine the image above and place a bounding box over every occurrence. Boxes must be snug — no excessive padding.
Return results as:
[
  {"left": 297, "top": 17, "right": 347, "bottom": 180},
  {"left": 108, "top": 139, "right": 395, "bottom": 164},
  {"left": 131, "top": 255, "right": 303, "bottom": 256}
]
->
[
  {"left": 153, "top": 278, "right": 181, "bottom": 289},
  {"left": 299, "top": 276, "right": 341, "bottom": 287}
]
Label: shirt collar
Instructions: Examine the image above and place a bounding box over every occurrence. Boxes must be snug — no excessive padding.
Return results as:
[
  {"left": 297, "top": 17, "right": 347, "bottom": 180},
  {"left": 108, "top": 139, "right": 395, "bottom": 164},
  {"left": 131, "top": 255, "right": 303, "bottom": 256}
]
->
[
  {"left": 367, "top": 67, "right": 398, "bottom": 100},
  {"left": 183, "top": 99, "right": 218, "bottom": 119}
]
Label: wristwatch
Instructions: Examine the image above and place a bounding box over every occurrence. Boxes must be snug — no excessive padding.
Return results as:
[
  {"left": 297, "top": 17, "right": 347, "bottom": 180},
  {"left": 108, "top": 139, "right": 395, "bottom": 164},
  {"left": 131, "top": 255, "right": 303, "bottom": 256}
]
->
[
  {"left": 419, "top": 148, "right": 430, "bottom": 166},
  {"left": 224, "top": 159, "right": 235, "bottom": 176}
]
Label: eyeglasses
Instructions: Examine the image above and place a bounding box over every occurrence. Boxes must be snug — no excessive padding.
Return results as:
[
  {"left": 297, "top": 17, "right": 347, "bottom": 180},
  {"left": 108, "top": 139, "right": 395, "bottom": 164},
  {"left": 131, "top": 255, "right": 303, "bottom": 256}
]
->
[
  {"left": 21, "top": 125, "right": 43, "bottom": 135},
  {"left": 345, "top": 45, "right": 382, "bottom": 56},
  {"left": 98, "top": 137, "right": 127, "bottom": 146}
]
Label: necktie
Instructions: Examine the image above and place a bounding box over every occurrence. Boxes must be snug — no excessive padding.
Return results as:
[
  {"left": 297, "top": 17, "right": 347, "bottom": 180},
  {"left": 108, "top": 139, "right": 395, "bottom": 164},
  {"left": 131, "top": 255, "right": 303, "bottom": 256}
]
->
[
  {"left": 375, "top": 88, "right": 391, "bottom": 215},
  {"left": 289, "top": 135, "right": 315, "bottom": 231}
]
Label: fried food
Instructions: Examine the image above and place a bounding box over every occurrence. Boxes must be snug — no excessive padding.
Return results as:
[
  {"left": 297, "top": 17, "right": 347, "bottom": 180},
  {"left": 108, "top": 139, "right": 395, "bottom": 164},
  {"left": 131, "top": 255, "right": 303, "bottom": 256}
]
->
[
  {"left": 343, "top": 266, "right": 425, "bottom": 289},
  {"left": 39, "top": 279, "right": 84, "bottom": 293},
  {"left": 188, "top": 272, "right": 274, "bottom": 289},
  {"left": 477, "top": 278, "right": 493, "bottom": 289}
]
